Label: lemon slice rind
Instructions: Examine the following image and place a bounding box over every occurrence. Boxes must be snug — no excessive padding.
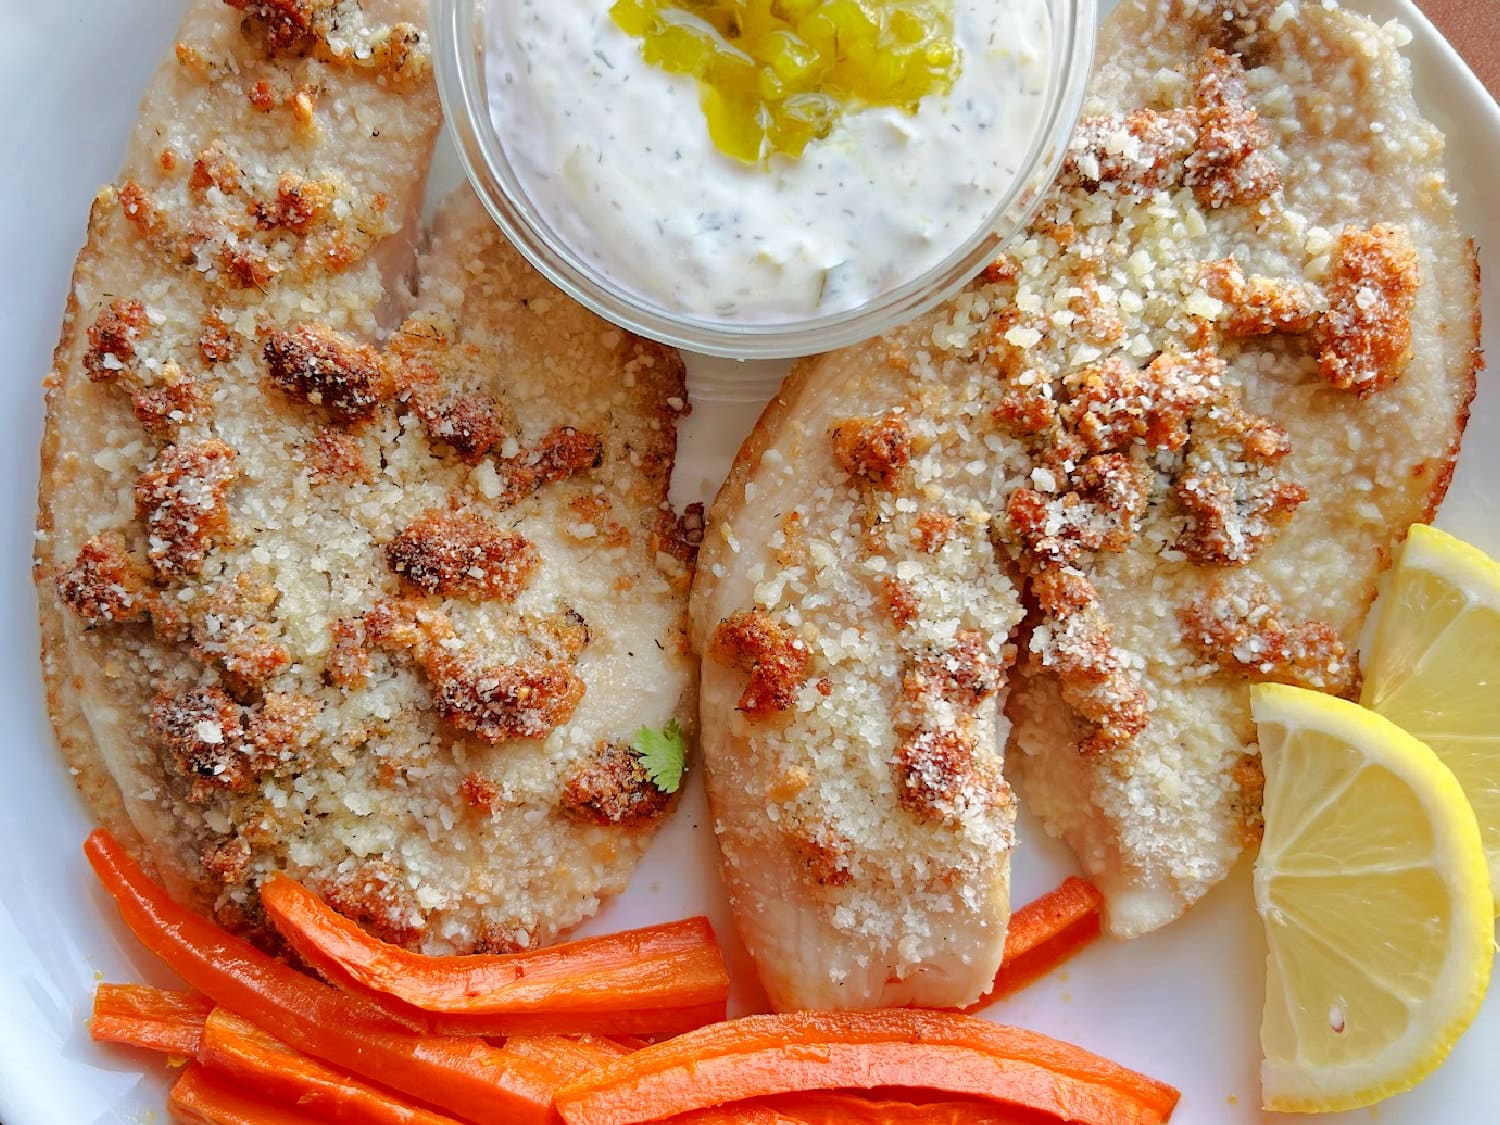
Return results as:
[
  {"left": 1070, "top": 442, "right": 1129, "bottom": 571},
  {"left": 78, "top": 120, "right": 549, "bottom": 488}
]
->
[
  {"left": 1252, "top": 683, "right": 1493, "bottom": 1114},
  {"left": 1361, "top": 523, "right": 1500, "bottom": 901}
]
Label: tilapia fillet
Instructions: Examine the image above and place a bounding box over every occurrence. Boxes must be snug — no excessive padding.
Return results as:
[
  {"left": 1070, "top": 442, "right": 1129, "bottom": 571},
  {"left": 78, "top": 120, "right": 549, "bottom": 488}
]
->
[
  {"left": 1002, "top": 0, "right": 1477, "bottom": 938},
  {"left": 692, "top": 300, "right": 1029, "bottom": 1011},
  {"left": 694, "top": 0, "right": 1478, "bottom": 1007},
  {"left": 36, "top": 0, "right": 696, "bottom": 953}
]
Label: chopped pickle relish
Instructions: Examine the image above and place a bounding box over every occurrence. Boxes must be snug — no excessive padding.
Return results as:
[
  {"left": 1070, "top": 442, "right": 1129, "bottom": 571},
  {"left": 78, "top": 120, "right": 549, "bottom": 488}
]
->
[{"left": 609, "top": 0, "right": 962, "bottom": 163}]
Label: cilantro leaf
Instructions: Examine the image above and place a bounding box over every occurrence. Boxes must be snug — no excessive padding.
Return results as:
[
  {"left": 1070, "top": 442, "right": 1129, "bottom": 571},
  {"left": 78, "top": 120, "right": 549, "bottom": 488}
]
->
[{"left": 632, "top": 718, "right": 685, "bottom": 794}]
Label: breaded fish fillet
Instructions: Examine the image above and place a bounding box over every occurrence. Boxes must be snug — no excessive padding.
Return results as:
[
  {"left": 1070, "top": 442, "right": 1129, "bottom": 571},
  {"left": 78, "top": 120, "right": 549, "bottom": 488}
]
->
[
  {"left": 36, "top": 0, "right": 697, "bottom": 953},
  {"left": 692, "top": 311, "right": 1029, "bottom": 1010},
  {"left": 1003, "top": 0, "right": 1478, "bottom": 938},
  {"left": 694, "top": 0, "right": 1478, "bottom": 1003}
]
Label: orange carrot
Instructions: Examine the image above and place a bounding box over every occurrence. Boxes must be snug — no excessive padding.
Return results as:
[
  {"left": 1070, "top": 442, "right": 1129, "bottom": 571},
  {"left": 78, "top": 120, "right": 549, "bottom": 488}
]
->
[
  {"left": 553, "top": 1009, "right": 1179, "bottom": 1125},
  {"left": 199, "top": 1007, "right": 465, "bottom": 1125},
  {"left": 505, "top": 1034, "right": 632, "bottom": 1082},
  {"left": 606, "top": 1034, "right": 653, "bottom": 1052},
  {"left": 168, "top": 1063, "right": 324, "bottom": 1125},
  {"left": 665, "top": 1092, "right": 1055, "bottom": 1124},
  {"left": 84, "top": 828, "right": 568, "bottom": 1125},
  {"left": 91, "top": 983, "right": 212, "bottom": 1055},
  {"left": 973, "top": 878, "right": 1104, "bottom": 1007},
  {"left": 259, "top": 873, "right": 729, "bottom": 1035}
]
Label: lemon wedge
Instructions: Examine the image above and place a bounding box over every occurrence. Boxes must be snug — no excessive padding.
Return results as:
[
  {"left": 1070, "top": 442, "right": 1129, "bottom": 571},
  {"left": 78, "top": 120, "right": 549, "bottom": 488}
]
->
[
  {"left": 1251, "top": 683, "right": 1492, "bottom": 1113},
  {"left": 1361, "top": 524, "right": 1500, "bottom": 900}
]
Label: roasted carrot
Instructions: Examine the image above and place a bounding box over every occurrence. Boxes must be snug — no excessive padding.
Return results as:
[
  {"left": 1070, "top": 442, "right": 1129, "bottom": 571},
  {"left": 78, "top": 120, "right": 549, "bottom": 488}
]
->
[
  {"left": 666, "top": 1092, "right": 1054, "bottom": 1124},
  {"left": 199, "top": 1007, "right": 465, "bottom": 1125},
  {"left": 553, "top": 1009, "right": 1180, "bottom": 1125},
  {"left": 972, "top": 877, "right": 1104, "bottom": 1008},
  {"left": 91, "top": 983, "right": 212, "bottom": 1055},
  {"left": 84, "top": 828, "right": 568, "bottom": 1125},
  {"left": 259, "top": 873, "right": 729, "bottom": 1034},
  {"left": 505, "top": 1034, "right": 632, "bottom": 1082},
  {"left": 168, "top": 1063, "right": 323, "bottom": 1125}
]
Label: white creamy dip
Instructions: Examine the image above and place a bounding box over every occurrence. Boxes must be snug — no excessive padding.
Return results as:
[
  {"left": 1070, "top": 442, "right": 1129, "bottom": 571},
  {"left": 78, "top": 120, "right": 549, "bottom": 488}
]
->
[{"left": 486, "top": 2, "right": 1052, "bottom": 323}]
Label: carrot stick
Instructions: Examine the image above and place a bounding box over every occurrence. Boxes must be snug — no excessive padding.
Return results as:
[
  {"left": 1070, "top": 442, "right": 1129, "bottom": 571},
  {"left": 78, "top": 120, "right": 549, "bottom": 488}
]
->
[
  {"left": 971, "top": 878, "right": 1104, "bottom": 1008},
  {"left": 84, "top": 828, "right": 568, "bottom": 1125},
  {"left": 169, "top": 1063, "right": 324, "bottom": 1125},
  {"left": 91, "top": 983, "right": 212, "bottom": 1055},
  {"left": 259, "top": 873, "right": 729, "bottom": 1034},
  {"left": 553, "top": 1009, "right": 1180, "bottom": 1125},
  {"left": 666, "top": 1092, "right": 1055, "bottom": 1124},
  {"left": 199, "top": 1007, "right": 464, "bottom": 1125},
  {"left": 504, "top": 1034, "right": 632, "bottom": 1082}
]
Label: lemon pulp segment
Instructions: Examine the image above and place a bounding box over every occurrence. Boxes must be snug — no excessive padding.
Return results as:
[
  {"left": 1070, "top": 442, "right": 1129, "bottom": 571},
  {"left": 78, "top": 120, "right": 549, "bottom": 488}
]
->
[
  {"left": 610, "top": 0, "right": 962, "bottom": 162},
  {"left": 1361, "top": 523, "right": 1500, "bottom": 900},
  {"left": 1251, "top": 683, "right": 1492, "bottom": 1113}
]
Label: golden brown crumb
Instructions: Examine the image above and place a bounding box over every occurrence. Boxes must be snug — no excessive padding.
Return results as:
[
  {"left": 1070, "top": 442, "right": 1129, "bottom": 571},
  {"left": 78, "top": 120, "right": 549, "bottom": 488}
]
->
[
  {"left": 993, "top": 385, "right": 1059, "bottom": 437},
  {"left": 708, "top": 610, "right": 813, "bottom": 717},
  {"left": 327, "top": 617, "right": 371, "bottom": 688},
  {"left": 1030, "top": 565, "right": 1096, "bottom": 617},
  {"left": 893, "top": 728, "right": 1009, "bottom": 824},
  {"left": 133, "top": 439, "right": 238, "bottom": 579},
  {"left": 788, "top": 823, "right": 854, "bottom": 887},
  {"left": 201, "top": 835, "right": 252, "bottom": 885},
  {"left": 1065, "top": 50, "right": 1279, "bottom": 208},
  {"left": 1232, "top": 753, "right": 1267, "bottom": 846},
  {"left": 263, "top": 323, "right": 390, "bottom": 427},
  {"left": 423, "top": 652, "right": 587, "bottom": 744},
  {"left": 245, "top": 692, "right": 317, "bottom": 760},
  {"left": 1315, "top": 224, "right": 1420, "bottom": 395},
  {"left": 460, "top": 772, "right": 500, "bottom": 813},
  {"left": 246, "top": 80, "right": 278, "bottom": 111},
  {"left": 250, "top": 172, "right": 331, "bottom": 233},
  {"left": 1062, "top": 350, "right": 1221, "bottom": 455},
  {"left": 150, "top": 686, "right": 251, "bottom": 802},
  {"left": 1066, "top": 108, "right": 1200, "bottom": 195},
  {"left": 1175, "top": 472, "right": 1307, "bottom": 566},
  {"left": 385, "top": 510, "right": 539, "bottom": 601},
  {"left": 1180, "top": 581, "right": 1354, "bottom": 693},
  {"left": 118, "top": 181, "right": 165, "bottom": 241},
  {"left": 313, "top": 862, "right": 423, "bottom": 948},
  {"left": 912, "top": 511, "right": 956, "bottom": 554},
  {"left": 84, "top": 298, "right": 150, "bottom": 384},
  {"left": 1198, "top": 258, "right": 1320, "bottom": 337},
  {"left": 225, "top": 0, "right": 327, "bottom": 51},
  {"left": 133, "top": 382, "right": 209, "bottom": 439},
  {"left": 978, "top": 254, "right": 1020, "bottom": 285},
  {"left": 559, "top": 740, "right": 673, "bottom": 827},
  {"left": 1069, "top": 279, "right": 1126, "bottom": 345},
  {"left": 189, "top": 141, "right": 241, "bottom": 196},
  {"left": 537, "top": 608, "right": 591, "bottom": 661},
  {"left": 362, "top": 596, "right": 429, "bottom": 653},
  {"left": 394, "top": 363, "right": 508, "bottom": 463},
  {"left": 881, "top": 575, "right": 919, "bottom": 629},
  {"left": 830, "top": 412, "right": 911, "bottom": 489},
  {"left": 914, "top": 629, "right": 1004, "bottom": 709},
  {"left": 1026, "top": 566, "right": 1151, "bottom": 756},
  {"left": 1186, "top": 49, "right": 1282, "bottom": 208},
  {"left": 55, "top": 533, "right": 153, "bottom": 627},
  {"left": 491, "top": 427, "right": 605, "bottom": 505},
  {"left": 306, "top": 428, "right": 370, "bottom": 486}
]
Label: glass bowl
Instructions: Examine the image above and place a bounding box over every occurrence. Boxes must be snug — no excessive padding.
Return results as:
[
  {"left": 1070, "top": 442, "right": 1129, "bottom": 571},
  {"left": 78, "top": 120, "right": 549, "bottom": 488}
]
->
[{"left": 434, "top": 0, "right": 1095, "bottom": 359}]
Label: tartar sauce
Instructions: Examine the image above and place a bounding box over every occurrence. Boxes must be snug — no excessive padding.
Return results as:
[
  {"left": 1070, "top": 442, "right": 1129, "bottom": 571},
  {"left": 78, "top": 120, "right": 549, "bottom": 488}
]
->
[{"left": 486, "top": 1, "right": 1052, "bottom": 323}]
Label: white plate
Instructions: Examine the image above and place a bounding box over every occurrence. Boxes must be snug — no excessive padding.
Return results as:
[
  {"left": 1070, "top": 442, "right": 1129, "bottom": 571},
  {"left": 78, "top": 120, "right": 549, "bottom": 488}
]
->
[{"left": 1, "top": 2, "right": 1495, "bottom": 1121}]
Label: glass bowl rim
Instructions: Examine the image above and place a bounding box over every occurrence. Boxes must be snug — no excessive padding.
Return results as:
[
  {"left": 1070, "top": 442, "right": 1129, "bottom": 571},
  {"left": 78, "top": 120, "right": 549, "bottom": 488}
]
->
[{"left": 432, "top": 0, "right": 1096, "bottom": 359}]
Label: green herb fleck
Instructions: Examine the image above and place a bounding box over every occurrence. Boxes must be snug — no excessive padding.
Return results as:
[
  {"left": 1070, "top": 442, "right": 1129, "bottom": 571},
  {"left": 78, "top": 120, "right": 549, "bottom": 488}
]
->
[{"left": 632, "top": 718, "right": 686, "bottom": 794}]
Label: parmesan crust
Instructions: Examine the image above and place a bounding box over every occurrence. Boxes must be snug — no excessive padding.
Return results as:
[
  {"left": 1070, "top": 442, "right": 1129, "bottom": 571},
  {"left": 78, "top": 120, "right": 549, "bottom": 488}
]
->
[
  {"left": 694, "top": 0, "right": 1479, "bottom": 990},
  {"left": 36, "top": 0, "right": 694, "bottom": 954}
]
